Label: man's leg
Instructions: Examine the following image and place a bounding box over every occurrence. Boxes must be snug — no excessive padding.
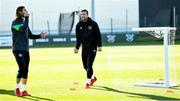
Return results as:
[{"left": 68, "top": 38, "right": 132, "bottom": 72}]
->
[
  {"left": 81, "top": 50, "right": 91, "bottom": 88},
  {"left": 21, "top": 51, "right": 31, "bottom": 96},
  {"left": 13, "top": 51, "right": 26, "bottom": 97},
  {"left": 87, "top": 49, "right": 97, "bottom": 79},
  {"left": 16, "top": 78, "right": 20, "bottom": 88},
  {"left": 85, "top": 49, "right": 97, "bottom": 88},
  {"left": 82, "top": 50, "right": 88, "bottom": 71}
]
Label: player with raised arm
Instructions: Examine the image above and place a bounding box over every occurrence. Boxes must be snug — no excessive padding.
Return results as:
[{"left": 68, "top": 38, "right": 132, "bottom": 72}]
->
[{"left": 11, "top": 6, "right": 46, "bottom": 97}]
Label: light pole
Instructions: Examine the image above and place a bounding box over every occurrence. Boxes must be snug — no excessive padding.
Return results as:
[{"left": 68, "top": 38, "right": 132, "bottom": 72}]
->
[
  {"left": 91, "top": 0, "right": 95, "bottom": 21},
  {"left": 173, "top": 7, "right": 176, "bottom": 27}
]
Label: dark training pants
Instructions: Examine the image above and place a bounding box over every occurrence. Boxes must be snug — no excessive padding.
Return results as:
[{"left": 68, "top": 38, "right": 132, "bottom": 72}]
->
[
  {"left": 81, "top": 49, "right": 97, "bottom": 79},
  {"left": 13, "top": 51, "right": 30, "bottom": 79}
]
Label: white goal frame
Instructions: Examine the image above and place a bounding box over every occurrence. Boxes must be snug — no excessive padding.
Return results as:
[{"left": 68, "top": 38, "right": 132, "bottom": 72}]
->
[{"left": 132, "top": 27, "right": 177, "bottom": 88}]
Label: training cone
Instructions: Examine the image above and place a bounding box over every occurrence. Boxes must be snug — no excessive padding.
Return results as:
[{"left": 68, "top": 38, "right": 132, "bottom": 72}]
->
[
  {"left": 73, "top": 82, "right": 79, "bottom": 85},
  {"left": 166, "top": 89, "right": 174, "bottom": 93},
  {"left": 159, "top": 78, "right": 164, "bottom": 81},
  {"left": 69, "top": 87, "right": 76, "bottom": 91}
]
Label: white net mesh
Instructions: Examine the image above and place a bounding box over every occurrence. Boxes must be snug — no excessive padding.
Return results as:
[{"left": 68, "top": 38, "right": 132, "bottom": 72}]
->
[
  {"left": 146, "top": 30, "right": 164, "bottom": 39},
  {"left": 168, "top": 30, "right": 177, "bottom": 85}
]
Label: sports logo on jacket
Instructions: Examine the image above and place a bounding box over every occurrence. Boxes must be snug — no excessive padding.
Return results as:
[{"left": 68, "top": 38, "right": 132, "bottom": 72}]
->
[
  {"left": 18, "top": 53, "right": 23, "bottom": 57},
  {"left": 88, "top": 26, "right": 92, "bottom": 30}
]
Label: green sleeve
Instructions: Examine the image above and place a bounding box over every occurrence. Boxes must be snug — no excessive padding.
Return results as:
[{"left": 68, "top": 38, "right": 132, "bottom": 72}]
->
[{"left": 12, "top": 24, "right": 23, "bottom": 31}]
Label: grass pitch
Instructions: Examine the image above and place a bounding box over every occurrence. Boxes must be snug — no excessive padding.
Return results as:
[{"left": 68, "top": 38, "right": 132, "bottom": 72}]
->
[{"left": 0, "top": 45, "right": 180, "bottom": 101}]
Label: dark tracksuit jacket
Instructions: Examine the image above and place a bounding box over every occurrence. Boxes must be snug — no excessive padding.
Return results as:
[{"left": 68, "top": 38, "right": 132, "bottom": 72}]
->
[
  {"left": 75, "top": 17, "right": 102, "bottom": 50},
  {"left": 75, "top": 17, "right": 102, "bottom": 79},
  {"left": 11, "top": 16, "right": 41, "bottom": 51},
  {"left": 11, "top": 16, "right": 41, "bottom": 79}
]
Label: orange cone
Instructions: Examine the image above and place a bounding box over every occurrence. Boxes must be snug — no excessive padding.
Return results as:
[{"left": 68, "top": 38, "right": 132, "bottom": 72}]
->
[{"left": 166, "top": 89, "right": 174, "bottom": 93}]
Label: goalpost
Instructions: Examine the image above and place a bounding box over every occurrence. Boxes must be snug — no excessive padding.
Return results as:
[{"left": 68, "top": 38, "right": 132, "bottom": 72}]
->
[{"left": 132, "top": 27, "right": 177, "bottom": 88}]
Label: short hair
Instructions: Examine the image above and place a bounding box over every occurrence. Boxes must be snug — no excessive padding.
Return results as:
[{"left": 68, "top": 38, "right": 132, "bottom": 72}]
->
[
  {"left": 81, "top": 9, "right": 88, "bottom": 15},
  {"left": 16, "top": 6, "right": 25, "bottom": 17}
]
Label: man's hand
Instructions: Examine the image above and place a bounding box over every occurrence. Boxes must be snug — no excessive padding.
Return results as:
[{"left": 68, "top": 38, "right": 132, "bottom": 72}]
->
[
  {"left": 24, "top": 11, "right": 29, "bottom": 17},
  {"left": 40, "top": 32, "right": 46, "bottom": 38},
  {"left": 97, "top": 47, "right": 102, "bottom": 52},
  {"left": 74, "top": 48, "right": 79, "bottom": 53}
]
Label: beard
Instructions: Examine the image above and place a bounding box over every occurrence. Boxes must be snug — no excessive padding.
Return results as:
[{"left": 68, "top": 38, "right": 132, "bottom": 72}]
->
[{"left": 80, "top": 17, "right": 88, "bottom": 22}]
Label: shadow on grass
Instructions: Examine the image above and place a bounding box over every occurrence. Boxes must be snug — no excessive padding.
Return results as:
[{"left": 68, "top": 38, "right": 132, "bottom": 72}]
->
[
  {"left": 91, "top": 86, "right": 180, "bottom": 100},
  {"left": 0, "top": 89, "right": 53, "bottom": 101},
  {"left": 170, "top": 86, "right": 180, "bottom": 90}
]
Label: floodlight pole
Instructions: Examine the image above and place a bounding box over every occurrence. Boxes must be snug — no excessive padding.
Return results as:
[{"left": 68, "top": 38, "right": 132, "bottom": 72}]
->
[
  {"left": 91, "top": 0, "right": 95, "bottom": 21},
  {"left": 173, "top": 7, "right": 176, "bottom": 27},
  {"left": 126, "top": 9, "right": 128, "bottom": 34},
  {"left": 47, "top": 20, "right": 50, "bottom": 35},
  {"left": 31, "top": 11, "right": 34, "bottom": 33},
  {"left": 111, "top": 18, "right": 113, "bottom": 34}
]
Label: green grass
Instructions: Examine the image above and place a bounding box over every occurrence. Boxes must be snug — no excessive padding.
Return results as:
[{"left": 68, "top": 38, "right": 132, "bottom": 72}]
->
[{"left": 0, "top": 45, "right": 180, "bottom": 101}]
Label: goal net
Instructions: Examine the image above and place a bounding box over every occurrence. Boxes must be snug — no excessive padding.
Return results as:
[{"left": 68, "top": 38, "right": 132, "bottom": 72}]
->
[{"left": 58, "top": 11, "right": 77, "bottom": 35}]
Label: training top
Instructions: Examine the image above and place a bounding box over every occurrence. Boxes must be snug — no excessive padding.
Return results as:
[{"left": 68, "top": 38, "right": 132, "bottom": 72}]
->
[
  {"left": 75, "top": 17, "right": 102, "bottom": 50},
  {"left": 11, "top": 17, "right": 41, "bottom": 51}
]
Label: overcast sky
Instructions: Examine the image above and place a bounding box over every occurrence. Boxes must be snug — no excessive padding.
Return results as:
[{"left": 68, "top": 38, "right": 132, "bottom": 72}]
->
[{"left": 0, "top": 0, "right": 138, "bottom": 32}]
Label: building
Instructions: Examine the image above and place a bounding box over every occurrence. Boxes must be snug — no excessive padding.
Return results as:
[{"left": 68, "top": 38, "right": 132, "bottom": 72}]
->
[{"left": 139, "top": 0, "right": 180, "bottom": 27}]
